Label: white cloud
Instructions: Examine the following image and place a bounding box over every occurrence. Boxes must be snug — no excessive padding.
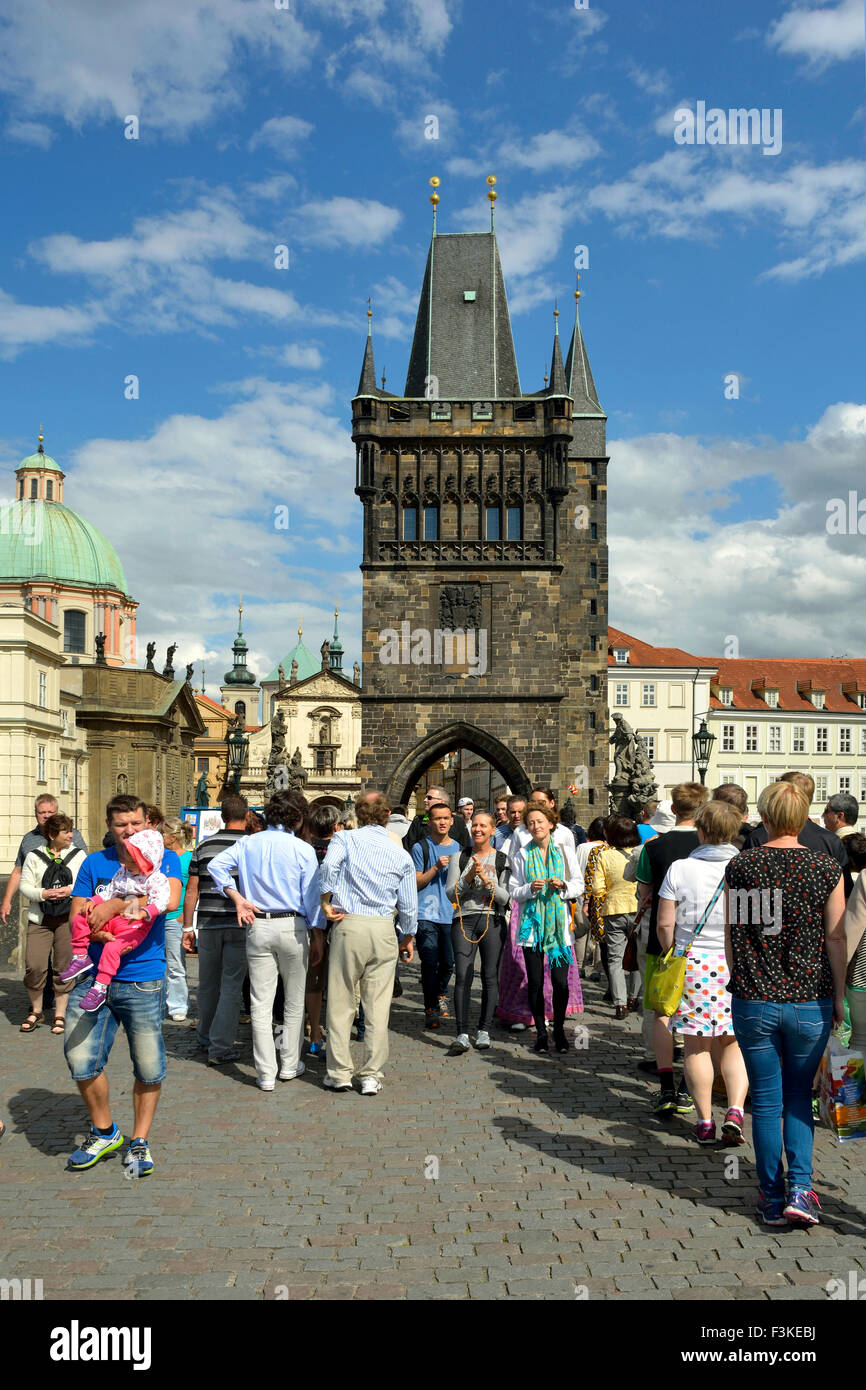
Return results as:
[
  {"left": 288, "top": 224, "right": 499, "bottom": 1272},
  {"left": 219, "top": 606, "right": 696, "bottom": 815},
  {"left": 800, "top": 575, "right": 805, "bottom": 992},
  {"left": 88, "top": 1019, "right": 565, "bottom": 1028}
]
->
[
  {"left": 280, "top": 344, "right": 324, "bottom": 369},
  {"left": 608, "top": 402, "right": 866, "bottom": 657},
  {"left": 395, "top": 99, "right": 460, "bottom": 150},
  {"left": 768, "top": 0, "right": 864, "bottom": 67},
  {"left": 0, "top": 0, "right": 318, "bottom": 136},
  {"left": 5, "top": 119, "right": 54, "bottom": 147},
  {"left": 0, "top": 288, "right": 106, "bottom": 360},
  {"left": 248, "top": 115, "right": 314, "bottom": 158},
  {"left": 294, "top": 196, "right": 402, "bottom": 249},
  {"left": 498, "top": 126, "right": 602, "bottom": 173},
  {"left": 625, "top": 62, "right": 671, "bottom": 98},
  {"left": 456, "top": 188, "right": 579, "bottom": 283}
]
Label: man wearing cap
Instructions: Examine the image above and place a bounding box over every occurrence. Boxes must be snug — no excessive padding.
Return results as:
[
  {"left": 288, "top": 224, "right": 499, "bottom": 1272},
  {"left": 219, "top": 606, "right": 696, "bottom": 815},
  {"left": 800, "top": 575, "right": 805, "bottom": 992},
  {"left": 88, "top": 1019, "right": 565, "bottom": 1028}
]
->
[{"left": 457, "top": 797, "right": 475, "bottom": 825}]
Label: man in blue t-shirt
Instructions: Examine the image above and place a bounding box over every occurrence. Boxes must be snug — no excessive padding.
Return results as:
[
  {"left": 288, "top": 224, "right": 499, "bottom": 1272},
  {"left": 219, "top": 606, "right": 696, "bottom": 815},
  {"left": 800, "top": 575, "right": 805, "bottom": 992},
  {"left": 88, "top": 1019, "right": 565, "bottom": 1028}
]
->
[
  {"left": 411, "top": 802, "right": 460, "bottom": 1029},
  {"left": 63, "top": 794, "right": 181, "bottom": 1178}
]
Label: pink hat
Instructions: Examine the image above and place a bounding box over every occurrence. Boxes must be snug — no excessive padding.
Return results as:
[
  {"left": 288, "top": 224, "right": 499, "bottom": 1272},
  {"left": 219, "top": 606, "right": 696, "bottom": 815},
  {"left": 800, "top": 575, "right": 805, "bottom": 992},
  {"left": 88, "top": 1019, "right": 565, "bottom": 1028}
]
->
[{"left": 124, "top": 828, "right": 164, "bottom": 876}]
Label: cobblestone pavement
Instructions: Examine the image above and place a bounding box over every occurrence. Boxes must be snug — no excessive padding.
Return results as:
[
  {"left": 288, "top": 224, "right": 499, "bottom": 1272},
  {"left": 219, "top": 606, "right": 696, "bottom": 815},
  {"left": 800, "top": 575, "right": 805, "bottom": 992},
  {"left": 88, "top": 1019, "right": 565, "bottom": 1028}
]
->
[{"left": 1, "top": 964, "right": 864, "bottom": 1302}]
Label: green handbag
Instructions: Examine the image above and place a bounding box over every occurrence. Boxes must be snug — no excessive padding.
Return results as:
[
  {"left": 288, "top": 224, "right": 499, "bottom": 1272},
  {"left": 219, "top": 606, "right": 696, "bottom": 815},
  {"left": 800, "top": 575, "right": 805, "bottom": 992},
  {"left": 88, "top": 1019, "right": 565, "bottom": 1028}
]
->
[{"left": 648, "top": 879, "right": 726, "bottom": 1017}]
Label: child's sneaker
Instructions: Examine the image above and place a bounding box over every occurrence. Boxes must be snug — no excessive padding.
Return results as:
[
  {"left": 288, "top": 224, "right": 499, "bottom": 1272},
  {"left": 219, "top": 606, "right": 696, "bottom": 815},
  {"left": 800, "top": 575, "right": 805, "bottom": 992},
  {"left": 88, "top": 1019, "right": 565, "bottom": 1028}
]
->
[
  {"left": 783, "top": 1189, "right": 821, "bottom": 1226},
  {"left": 438, "top": 995, "right": 450, "bottom": 1019},
  {"left": 306, "top": 1041, "right": 326, "bottom": 1061},
  {"left": 67, "top": 1124, "right": 124, "bottom": 1170},
  {"left": 721, "top": 1107, "right": 746, "bottom": 1144},
  {"left": 59, "top": 955, "right": 93, "bottom": 985},
  {"left": 693, "top": 1119, "right": 717, "bottom": 1145},
  {"left": 79, "top": 982, "right": 108, "bottom": 1013},
  {"left": 755, "top": 1191, "right": 787, "bottom": 1226}
]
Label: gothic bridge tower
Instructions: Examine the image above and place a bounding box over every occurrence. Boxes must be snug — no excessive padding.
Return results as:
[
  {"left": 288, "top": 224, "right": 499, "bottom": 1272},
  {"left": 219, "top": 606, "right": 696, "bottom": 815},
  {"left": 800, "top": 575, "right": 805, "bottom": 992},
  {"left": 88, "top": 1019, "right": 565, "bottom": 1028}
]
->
[{"left": 352, "top": 182, "right": 608, "bottom": 818}]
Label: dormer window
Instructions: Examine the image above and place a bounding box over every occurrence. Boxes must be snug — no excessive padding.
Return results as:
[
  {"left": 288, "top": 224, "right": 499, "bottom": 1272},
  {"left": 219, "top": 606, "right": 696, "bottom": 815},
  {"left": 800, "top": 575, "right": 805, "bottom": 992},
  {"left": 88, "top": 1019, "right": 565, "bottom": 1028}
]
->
[
  {"left": 812, "top": 691, "right": 825, "bottom": 710},
  {"left": 719, "top": 688, "right": 733, "bottom": 706},
  {"left": 471, "top": 402, "right": 493, "bottom": 421},
  {"left": 858, "top": 694, "right": 866, "bottom": 710},
  {"left": 614, "top": 648, "right": 629, "bottom": 665},
  {"left": 765, "top": 689, "right": 778, "bottom": 708},
  {"left": 429, "top": 402, "right": 451, "bottom": 421}
]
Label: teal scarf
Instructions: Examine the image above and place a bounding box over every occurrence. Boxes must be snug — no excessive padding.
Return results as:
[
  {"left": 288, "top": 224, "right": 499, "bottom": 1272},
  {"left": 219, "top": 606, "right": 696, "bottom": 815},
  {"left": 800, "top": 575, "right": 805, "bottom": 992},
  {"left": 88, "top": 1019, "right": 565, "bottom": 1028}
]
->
[{"left": 518, "top": 839, "right": 573, "bottom": 967}]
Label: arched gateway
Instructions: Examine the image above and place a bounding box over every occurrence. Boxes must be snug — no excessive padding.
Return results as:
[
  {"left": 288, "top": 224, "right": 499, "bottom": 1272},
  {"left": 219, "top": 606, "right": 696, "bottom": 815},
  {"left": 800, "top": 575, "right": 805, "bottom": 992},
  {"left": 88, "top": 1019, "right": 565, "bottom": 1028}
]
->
[{"left": 352, "top": 197, "right": 609, "bottom": 816}]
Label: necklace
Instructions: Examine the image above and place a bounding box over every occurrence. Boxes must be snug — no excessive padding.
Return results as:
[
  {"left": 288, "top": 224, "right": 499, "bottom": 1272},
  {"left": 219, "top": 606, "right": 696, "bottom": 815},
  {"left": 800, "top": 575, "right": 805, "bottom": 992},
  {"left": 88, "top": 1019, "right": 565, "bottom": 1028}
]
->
[{"left": 454, "top": 849, "right": 496, "bottom": 943}]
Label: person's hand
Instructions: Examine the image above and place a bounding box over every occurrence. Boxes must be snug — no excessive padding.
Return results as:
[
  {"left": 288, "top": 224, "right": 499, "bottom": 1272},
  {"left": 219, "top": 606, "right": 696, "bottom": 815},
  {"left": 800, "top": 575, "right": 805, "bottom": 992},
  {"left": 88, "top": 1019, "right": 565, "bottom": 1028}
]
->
[
  {"left": 234, "top": 897, "right": 262, "bottom": 928},
  {"left": 530, "top": 878, "right": 547, "bottom": 893},
  {"left": 182, "top": 930, "right": 196, "bottom": 954},
  {"left": 309, "top": 928, "right": 324, "bottom": 968},
  {"left": 834, "top": 994, "right": 846, "bottom": 1027},
  {"left": 119, "top": 944, "right": 134, "bottom": 956},
  {"left": 548, "top": 877, "right": 564, "bottom": 892},
  {"left": 89, "top": 929, "right": 116, "bottom": 944},
  {"left": 86, "top": 899, "right": 120, "bottom": 930},
  {"left": 398, "top": 934, "right": 414, "bottom": 963},
  {"left": 321, "top": 901, "right": 346, "bottom": 924},
  {"left": 0, "top": 900, "right": 11, "bottom": 925},
  {"left": 436, "top": 855, "right": 450, "bottom": 870}
]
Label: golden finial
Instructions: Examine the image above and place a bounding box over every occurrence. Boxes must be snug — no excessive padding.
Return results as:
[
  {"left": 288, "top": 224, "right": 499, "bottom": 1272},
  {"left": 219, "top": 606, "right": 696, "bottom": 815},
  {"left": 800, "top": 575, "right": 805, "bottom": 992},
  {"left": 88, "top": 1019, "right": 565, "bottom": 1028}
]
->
[
  {"left": 575, "top": 271, "right": 581, "bottom": 304},
  {"left": 366, "top": 297, "right": 372, "bottom": 335},
  {"left": 429, "top": 176, "right": 440, "bottom": 234},
  {"left": 381, "top": 369, "right": 386, "bottom": 390},
  {"left": 486, "top": 174, "right": 497, "bottom": 229},
  {"left": 543, "top": 363, "right": 549, "bottom": 386},
  {"left": 38, "top": 423, "right": 44, "bottom": 453},
  {"left": 298, "top": 618, "right": 303, "bottom": 638}
]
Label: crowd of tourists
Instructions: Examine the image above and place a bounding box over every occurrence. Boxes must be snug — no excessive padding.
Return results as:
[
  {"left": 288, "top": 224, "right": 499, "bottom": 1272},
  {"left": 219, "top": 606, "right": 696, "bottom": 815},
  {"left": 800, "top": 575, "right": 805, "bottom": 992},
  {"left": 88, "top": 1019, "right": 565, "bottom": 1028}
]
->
[{"left": 4, "top": 772, "right": 865, "bottom": 1231}]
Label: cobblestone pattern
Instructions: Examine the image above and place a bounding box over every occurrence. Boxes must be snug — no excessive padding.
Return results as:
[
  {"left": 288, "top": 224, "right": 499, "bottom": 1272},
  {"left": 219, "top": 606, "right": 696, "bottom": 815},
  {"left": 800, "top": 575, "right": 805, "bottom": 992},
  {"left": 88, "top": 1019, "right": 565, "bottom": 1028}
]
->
[{"left": 0, "top": 965, "right": 864, "bottom": 1301}]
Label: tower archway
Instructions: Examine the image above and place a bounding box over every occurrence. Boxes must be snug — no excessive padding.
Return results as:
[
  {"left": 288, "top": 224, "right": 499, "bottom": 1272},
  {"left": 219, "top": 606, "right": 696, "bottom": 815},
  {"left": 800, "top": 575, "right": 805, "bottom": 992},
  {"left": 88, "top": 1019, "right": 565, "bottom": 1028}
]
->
[{"left": 385, "top": 721, "right": 531, "bottom": 807}]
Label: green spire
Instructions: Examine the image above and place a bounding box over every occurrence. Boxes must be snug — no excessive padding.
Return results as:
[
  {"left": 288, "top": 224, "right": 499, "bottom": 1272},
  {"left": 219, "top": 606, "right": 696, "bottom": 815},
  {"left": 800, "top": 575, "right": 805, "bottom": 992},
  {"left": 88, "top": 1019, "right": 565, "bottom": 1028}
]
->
[
  {"left": 330, "top": 605, "right": 344, "bottom": 672},
  {"left": 224, "top": 597, "right": 256, "bottom": 686}
]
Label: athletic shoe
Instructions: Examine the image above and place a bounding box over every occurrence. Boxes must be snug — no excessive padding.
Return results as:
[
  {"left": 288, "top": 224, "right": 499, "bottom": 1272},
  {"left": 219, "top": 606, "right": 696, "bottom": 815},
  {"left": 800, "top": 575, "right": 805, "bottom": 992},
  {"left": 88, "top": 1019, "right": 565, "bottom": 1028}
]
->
[
  {"left": 169, "top": 1012, "right": 187, "bottom": 1022},
  {"left": 438, "top": 996, "right": 450, "bottom": 1019},
  {"left": 450, "top": 1033, "right": 470, "bottom": 1053},
  {"left": 783, "top": 1189, "right": 821, "bottom": 1226},
  {"left": 123, "top": 1137, "right": 154, "bottom": 1178},
  {"left": 323, "top": 1075, "right": 352, "bottom": 1092},
  {"left": 424, "top": 1008, "right": 440, "bottom": 1030},
  {"left": 257, "top": 1079, "right": 275, "bottom": 1092},
  {"left": 510, "top": 1022, "right": 527, "bottom": 1032},
  {"left": 653, "top": 1089, "right": 676, "bottom": 1117},
  {"left": 721, "top": 1107, "right": 746, "bottom": 1144},
  {"left": 79, "top": 982, "right": 108, "bottom": 1013},
  {"left": 755, "top": 1192, "right": 787, "bottom": 1226},
  {"left": 58, "top": 955, "right": 94, "bottom": 985},
  {"left": 67, "top": 1125, "right": 125, "bottom": 1171},
  {"left": 359, "top": 1077, "right": 382, "bottom": 1096},
  {"left": 474, "top": 1031, "right": 491, "bottom": 1049},
  {"left": 306, "top": 1041, "right": 326, "bottom": 1061},
  {"left": 811, "top": 1094, "right": 820, "bottom": 1120},
  {"left": 693, "top": 1120, "right": 717, "bottom": 1145},
  {"left": 208, "top": 1049, "right": 241, "bottom": 1066},
  {"left": 675, "top": 1084, "right": 695, "bottom": 1115},
  {"left": 278, "top": 1062, "right": 305, "bottom": 1081}
]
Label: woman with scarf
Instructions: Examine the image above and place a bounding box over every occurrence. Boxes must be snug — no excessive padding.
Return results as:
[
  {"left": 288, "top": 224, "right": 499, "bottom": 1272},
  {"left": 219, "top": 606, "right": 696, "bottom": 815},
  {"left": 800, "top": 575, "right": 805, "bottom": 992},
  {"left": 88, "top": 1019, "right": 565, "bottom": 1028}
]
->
[
  {"left": 656, "top": 799, "right": 749, "bottom": 1145},
  {"left": 509, "top": 803, "right": 583, "bottom": 1053}
]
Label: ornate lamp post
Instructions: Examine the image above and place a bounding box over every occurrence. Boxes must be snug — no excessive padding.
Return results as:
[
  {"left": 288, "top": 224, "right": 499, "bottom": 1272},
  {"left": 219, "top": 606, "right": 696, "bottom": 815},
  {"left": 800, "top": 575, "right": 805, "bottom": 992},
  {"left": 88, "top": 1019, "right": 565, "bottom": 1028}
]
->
[
  {"left": 227, "top": 723, "right": 250, "bottom": 795},
  {"left": 692, "top": 718, "right": 716, "bottom": 787},
  {"left": 343, "top": 793, "right": 355, "bottom": 822}
]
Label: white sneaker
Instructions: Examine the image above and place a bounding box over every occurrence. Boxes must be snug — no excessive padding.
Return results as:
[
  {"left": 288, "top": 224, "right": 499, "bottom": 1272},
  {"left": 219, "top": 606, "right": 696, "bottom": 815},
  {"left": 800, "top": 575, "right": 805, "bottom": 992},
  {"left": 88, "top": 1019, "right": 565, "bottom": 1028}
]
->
[
  {"left": 359, "top": 1076, "right": 382, "bottom": 1096},
  {"left": 257, "top": 1079, "right": 275, "bottom": 1092},
  {"left": 278, "top": 1062, "right": 305, "bottom": 1082},
  {"left": 323, "top": 1074, "right": 352, "bottom": 1092},
  {"left": 475, "top": 1031, "right": 491, "bottom": 1049},
  {"left": 510, "top": 1022, "right": 527, "bottom": 1032},
  {"left": 451, "top": 1033, "right": 470, "bottom": 1052},
  {"left": 170, "top": 1013, "right": 187, "bottom": 1022}
]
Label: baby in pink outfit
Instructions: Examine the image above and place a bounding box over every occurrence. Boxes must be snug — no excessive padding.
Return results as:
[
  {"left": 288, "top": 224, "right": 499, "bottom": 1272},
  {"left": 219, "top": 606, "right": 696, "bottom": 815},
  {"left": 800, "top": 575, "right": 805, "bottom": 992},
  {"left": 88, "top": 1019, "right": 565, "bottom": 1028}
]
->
[{"left": 59, "top": 829, "right": 170, "bottom": 1012}]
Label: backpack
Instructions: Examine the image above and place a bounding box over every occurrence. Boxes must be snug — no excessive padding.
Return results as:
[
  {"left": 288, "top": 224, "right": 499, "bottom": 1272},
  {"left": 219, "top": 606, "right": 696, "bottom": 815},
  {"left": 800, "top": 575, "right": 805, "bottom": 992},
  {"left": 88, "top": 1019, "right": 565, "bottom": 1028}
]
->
[{"left": 34, "top": 848, "right": 78, "bottom": 918}]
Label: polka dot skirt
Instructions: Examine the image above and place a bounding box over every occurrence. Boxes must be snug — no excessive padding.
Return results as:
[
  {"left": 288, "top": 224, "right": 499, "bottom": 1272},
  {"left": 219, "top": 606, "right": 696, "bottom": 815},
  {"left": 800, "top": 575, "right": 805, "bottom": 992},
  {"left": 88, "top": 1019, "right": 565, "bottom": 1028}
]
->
[{"left": 673, "top": 948, "right": 733, "bottom": 1037}]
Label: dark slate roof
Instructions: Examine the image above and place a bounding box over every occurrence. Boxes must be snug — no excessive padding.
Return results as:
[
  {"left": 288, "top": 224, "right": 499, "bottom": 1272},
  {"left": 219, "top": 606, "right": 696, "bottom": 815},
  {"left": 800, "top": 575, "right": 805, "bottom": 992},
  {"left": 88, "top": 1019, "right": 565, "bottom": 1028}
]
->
[
  {"left": 564, "top": 312, "right": 604, "bottom": 416},
  {"left": 356, "top": 334, "right": 378, "bottom": 396},
  {"left": 404, "top": 232, "right": 521, "bottom": 399},
  {"left": 548, "top": 326, "right": 567, "bottom": 395}
]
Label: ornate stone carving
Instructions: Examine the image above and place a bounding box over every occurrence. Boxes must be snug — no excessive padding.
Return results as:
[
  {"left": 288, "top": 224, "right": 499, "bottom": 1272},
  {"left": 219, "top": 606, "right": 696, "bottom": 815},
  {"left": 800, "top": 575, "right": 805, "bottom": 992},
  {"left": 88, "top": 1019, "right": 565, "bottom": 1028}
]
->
[{"left": 439, "top": 584, "right": 482, "bottom": 631}]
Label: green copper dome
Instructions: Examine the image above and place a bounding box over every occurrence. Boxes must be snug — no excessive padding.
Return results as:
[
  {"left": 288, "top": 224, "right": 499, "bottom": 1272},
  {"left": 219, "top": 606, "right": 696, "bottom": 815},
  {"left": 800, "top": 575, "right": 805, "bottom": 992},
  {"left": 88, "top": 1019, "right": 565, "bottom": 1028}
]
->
[
  {"left": 265, "top": 631, "right": 319, "bottom": 684},
  {"left": 0, "top": 500, "right": 130, "bottom": 594},
  {"left": 17, "top": 450, "right": 63, "bottom": 474}
]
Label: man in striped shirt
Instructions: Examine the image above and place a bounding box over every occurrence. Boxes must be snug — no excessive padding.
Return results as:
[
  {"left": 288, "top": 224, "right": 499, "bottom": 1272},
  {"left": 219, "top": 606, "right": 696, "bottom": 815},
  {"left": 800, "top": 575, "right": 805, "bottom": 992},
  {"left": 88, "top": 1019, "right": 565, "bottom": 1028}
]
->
[{"left": 319, "top": 791, "right": 417, "bottom": 1096}]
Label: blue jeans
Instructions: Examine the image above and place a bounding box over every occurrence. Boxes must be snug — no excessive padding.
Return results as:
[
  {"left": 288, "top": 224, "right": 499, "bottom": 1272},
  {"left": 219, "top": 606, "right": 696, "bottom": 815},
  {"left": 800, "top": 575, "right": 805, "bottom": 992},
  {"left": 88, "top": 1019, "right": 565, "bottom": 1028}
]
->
[
  {"left": 164, "top": 918, "right": 189, "bottom": 1017},
  {"left": 731, "top": 996, "right": 833, "bottom": 1199},
  {"left": 64, "top": 975, "right": 167, "bottom": 1084},
  {"left": 416, "top": 919, "right": 455, "bottom": 1009}
]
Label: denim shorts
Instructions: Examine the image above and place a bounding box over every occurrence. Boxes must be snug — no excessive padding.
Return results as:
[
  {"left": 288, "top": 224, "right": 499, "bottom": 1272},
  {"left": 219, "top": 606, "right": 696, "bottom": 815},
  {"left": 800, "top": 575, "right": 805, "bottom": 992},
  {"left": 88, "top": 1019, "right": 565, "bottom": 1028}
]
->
[{"left": 64, "top": 976, "right": 167, "bottom": 1084}]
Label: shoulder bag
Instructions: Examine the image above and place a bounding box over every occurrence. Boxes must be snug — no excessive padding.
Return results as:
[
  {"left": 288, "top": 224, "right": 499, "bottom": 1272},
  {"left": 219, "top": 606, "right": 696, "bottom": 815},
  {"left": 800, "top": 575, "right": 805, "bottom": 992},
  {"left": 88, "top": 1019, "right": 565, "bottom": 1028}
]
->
[{"left": 647, "top": 878, "right": 726, "bottom": 1017}]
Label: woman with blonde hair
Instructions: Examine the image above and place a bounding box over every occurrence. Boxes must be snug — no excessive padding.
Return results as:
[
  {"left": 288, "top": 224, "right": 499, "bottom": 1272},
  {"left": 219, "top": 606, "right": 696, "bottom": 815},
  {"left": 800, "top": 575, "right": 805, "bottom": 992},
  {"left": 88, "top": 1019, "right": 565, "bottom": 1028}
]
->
[
  {"left": 657, "top": 800, "right": 748, "bottom": 1145},
  {"left": 725, "top": 781, "right": 847, "bottom": 1226},
  {"left": 160, "top": 817, "right": 196, "bottom": 1021}
]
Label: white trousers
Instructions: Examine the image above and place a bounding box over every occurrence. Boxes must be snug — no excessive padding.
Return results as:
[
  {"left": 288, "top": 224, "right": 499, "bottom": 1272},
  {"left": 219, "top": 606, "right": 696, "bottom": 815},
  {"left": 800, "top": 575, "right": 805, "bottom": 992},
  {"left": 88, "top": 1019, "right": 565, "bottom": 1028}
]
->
[{"left": 246, "top": 916, "right": 309, "bottom": 1084}]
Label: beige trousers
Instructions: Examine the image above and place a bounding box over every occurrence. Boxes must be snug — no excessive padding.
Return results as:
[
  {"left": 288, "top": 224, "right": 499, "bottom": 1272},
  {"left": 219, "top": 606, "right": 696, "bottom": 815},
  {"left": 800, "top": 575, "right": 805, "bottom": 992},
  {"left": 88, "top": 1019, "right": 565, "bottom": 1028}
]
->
[{"left": 326, "top": 913, "right": 399, "bottom": 1084}]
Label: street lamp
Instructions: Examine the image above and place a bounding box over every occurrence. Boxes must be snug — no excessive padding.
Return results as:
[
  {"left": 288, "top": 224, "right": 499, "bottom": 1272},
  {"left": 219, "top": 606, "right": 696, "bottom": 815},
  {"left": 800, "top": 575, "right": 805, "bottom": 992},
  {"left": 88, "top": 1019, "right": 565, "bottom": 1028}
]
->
[
  {"left": 227, "top": 723, "right": 250, "bottom": 795},
  {"left": 343, "top": 793, "right": 355, "bottom": 821},
  {"left": 692, "top": 718, "right": 716, "bottom": 786}
]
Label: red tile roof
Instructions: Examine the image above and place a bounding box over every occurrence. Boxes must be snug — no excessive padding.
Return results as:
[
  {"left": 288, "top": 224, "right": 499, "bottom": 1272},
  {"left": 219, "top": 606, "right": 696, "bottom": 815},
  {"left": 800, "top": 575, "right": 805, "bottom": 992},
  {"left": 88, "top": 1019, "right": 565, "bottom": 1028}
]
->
[
  {"left": 708, "top": 658, "right": 866, "bottom": 713},
  {"left": 607, "top": 627, "right": 709, "bottom": 669}
]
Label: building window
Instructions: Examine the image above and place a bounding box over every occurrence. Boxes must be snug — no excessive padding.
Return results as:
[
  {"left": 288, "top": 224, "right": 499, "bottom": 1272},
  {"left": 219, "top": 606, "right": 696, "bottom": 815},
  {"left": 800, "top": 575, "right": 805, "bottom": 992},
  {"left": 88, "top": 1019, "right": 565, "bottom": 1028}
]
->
[
  {"left": 429, "top": 402, "right": 451, "bottom": 421},
  {"left": 642, "top": 735, "right": 656, "bottom": 761},
  {"left": 588, "top": 750, "right": 595, "bottom": 767},
  {"left": 615, "top": 683, "right": 629, "bottom": 707},
  {"left": 814, "top": 774, "right": 828, "bottom": 803},
  {"left": 61, "top": 763, "right": 69, "bottom": 793},
  {"left": 63, "top": 609, "right": 86, "bottom": 654},
  {"left": 387, "top": 403, "right": 410, "bottom": 423},
  {"left": 402, "top": 507, "right": 418, "bottom": 540},
  {"left": 197, "top": 758, "right": 210, "bottom": 772},
  {"left": 506, "top": 506, "right": 522, "bottom": 540},
  {"left": 471, "top": 402, "right": 493, "bottom": 421},
  {"left": 588, "top": 788, "right": 594, "bottom": 805},
  {"left": 590, "top": 675, "right": 598, "bottom": 692},
  {"left": 30, "top": 478, "right": 38, "bottom": 499},
  {"left": 721, "top": 774, "right": 736, "bottom": 785},
  {"left": 485, "top": 507, "right": 500, "bottom": 540},
  {"left": 792, "top": 725, "right": 806, "bottom": 754},
  {"left": 815, "top": 726, "right": 829, "bottom": 755},
  {"left": 861, "top": 727, "right": 866, "bottom": 756},
  {"left": 641, "top": 684, "right": 656, "bottom": 707},
  {"left": 858, "top": 693, "right": 866, "bottom": 710},
  {"left": 590, "top": 522, "right": 597, "bottom": 540},
  {"left": 839, "top": 775, "right": 852, "bottom": 795},
  {"left": 745, "top": 724, "right": 759, "bottom": 753},
  {"left": 38, "top": 671, "right": 47, "bottom": 708},
  {"left": 860, "top": 778, "right": 866, "bottom": 804},
  {"left": 614, "top": 648, "right": 628, "bottom": 664},
  {"left": 589, "top": 635, "right": 597, "bottom": 652},
  {"left": 589, "top": 562, "right": 597, "bottom": 580},
  {"left": 46, "top": 480, "right": 53, "bottom": 500},
  {"left": 513, "top": 403, "right": 535, "bottom": 422},
  {"left": 812, "top": 691, "right": 825, "bottom": 709},
  {"left": 423, "top": 506, "right": 439, "bottom": 541},
  {"left": 61, "top": 709, "right": 68, "bottom": 735},
  {"left": 588, "top": 712, "right": 595, "bottom": 730},
  {"left": 765, "top": 689, "right": 778, "bottom": 708},
  {"left": 719, "top": 688, "right": 733, "bottom": 706},
  {"left": 590, "top": 484, "right": 597, "bottom": 501},
  {"left": 840, "top": 727, "right": 852, "bottom": 754},
  {"left": 768, "top": 724, "right": 782, "bottom": 754},
  {"left": 721, "top": 724, "right": 735, "bottom": 752},
  {"left": 37, "top": 745, "right": 46, "bottom": 781},
  {"left": 589, "top": 599, "right": 597, "bottom": 616}
]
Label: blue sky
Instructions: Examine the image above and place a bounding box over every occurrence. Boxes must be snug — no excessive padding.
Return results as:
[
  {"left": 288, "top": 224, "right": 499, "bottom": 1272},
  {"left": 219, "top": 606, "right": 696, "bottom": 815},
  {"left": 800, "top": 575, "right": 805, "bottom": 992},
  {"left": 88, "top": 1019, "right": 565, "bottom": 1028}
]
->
[{"left": 0, "top": 0, "right": 864, "bottom": 702}]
